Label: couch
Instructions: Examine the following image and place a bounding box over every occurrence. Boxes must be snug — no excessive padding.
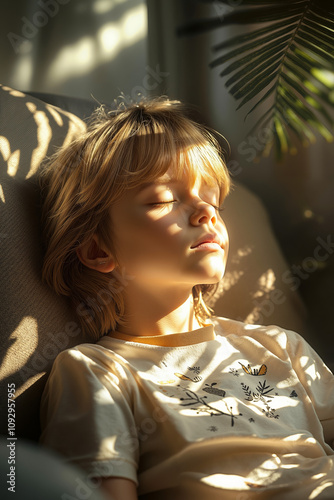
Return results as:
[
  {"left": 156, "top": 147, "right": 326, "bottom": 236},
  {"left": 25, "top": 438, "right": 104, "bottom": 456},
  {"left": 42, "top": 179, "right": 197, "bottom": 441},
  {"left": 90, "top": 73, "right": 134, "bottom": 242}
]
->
[{"left": 0, "top": 84, "right": 316, "bottom": 444}]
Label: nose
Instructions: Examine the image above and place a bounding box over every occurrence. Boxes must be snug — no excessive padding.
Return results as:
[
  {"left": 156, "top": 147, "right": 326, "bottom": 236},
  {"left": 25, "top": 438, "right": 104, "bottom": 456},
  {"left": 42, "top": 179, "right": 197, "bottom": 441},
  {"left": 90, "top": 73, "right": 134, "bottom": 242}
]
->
[{"left": 190, "top": 201, "right": 217, "bottom": 226}]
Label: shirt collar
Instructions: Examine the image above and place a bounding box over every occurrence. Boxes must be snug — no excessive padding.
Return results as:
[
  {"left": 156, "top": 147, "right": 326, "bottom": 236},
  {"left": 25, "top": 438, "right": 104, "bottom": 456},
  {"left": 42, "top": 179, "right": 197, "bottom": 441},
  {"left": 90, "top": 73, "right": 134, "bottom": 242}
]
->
[{"left": 103, "top": 324, "right": 215, "bottom": 347}]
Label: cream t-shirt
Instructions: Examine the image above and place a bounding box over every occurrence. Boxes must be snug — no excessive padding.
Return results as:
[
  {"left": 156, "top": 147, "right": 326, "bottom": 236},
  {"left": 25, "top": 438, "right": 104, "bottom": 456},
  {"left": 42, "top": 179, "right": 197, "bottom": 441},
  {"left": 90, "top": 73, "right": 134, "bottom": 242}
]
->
[{"left": 40, "top": 317, "right": 334, "bottom": 499}]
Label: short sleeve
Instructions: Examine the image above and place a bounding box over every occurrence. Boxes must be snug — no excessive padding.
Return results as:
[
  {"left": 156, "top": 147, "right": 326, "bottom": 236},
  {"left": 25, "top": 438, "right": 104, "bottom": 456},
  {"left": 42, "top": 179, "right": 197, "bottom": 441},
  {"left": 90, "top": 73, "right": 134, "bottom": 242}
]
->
[
  {"left": 287, "top": 331, "right": 334, "bottom": 449},
  {"left": 39, "top": 345, "right": 139, "bottom": 484}
]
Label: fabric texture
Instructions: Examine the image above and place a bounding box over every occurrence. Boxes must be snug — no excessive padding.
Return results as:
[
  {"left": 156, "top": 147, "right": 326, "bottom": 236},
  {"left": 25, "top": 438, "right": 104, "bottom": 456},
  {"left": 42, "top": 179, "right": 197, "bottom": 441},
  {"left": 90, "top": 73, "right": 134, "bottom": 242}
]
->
[
  {"left": 40, "top": 317, "right": 334, "bottom": 499},
  {"left": 0, "top": 85, "right": 91, "bottom": 440}
]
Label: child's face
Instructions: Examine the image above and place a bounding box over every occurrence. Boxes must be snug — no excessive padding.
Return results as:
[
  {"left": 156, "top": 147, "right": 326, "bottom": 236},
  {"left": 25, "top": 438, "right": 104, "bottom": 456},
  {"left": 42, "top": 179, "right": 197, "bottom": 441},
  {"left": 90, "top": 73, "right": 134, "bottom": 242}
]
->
[{"left": 108, "top": 167, "right": 229, "bottom": 291}]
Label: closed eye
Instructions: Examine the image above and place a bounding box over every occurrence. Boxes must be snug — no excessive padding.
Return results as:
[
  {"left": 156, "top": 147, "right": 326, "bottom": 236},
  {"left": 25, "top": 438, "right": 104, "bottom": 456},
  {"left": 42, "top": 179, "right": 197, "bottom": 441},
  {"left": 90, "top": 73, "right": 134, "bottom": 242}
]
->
[
  {"left": 148, "top": 201, "right": 177, "bottom": 207},
  {"left": 211, "top": 204, "right": 225, "bottom": 214},
  {"left": 147, "top": 201, "right": 225, "bottom": 214}
]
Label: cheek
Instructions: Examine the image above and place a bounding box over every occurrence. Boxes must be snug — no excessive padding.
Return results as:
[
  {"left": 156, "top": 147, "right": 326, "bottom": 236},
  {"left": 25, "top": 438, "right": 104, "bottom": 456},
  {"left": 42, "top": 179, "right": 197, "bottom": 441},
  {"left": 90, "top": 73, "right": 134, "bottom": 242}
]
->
[
  {"left": 217, "top": 218, "right": 228, "bottom": 241},
  {"left": 112, "top": 212, "right": 182, "bottom": 265},
  {"left": 217, "top": 219, "right": 229, "bottom": 259}
]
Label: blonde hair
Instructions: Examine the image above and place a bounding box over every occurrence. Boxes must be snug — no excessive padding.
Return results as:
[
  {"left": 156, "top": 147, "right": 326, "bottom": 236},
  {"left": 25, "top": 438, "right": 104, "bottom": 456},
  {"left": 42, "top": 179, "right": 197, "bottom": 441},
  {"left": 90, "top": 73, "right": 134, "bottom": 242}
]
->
[{"left": 41, "top": 98, "right": 231, "bottom": 341}]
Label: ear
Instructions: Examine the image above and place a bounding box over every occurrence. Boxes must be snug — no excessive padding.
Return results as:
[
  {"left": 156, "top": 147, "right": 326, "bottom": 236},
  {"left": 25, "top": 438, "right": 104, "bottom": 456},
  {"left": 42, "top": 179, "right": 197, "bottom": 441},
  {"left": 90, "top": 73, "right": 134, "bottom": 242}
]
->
[{"left": 76, "top": 235, "right": 115, "bottom": 273}]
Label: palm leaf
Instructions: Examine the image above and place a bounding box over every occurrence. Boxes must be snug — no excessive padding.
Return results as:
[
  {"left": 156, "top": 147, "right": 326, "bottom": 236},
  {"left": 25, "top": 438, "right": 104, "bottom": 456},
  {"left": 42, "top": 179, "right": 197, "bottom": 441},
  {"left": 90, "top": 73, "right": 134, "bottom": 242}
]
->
[{"left": 178, "top": 0, "right": 334, "bottom": 159}]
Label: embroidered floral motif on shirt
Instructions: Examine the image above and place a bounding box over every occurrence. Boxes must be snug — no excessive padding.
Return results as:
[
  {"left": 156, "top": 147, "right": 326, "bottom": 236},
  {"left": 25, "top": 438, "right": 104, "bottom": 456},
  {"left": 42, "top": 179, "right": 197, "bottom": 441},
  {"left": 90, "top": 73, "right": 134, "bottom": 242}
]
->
[
  {"left": 241, "top": 379, "right": 279, "bottom": 419},
  {"left": 188, "top": 366, "right": 201, "bottom": 375},
  {"left": 239, "top": 362, "right": 267, "bottom": 376},
  {"left": 179, "top": 387, "right": 242, "bottom": 426},
  {"left": 229, "top": 367, "right": 240, "bottom": 377},
  {"left": 157, "top": 359, "right": 299, "bottom": 427},
  {"left": 174, "top": 372, "right": 202, "bottom": 383},
  {"left": 203, "top": 383, "right": 226, "bottom": 397},
  {"left": 207, "top": 425, "right": 218, "bottom": 432}
]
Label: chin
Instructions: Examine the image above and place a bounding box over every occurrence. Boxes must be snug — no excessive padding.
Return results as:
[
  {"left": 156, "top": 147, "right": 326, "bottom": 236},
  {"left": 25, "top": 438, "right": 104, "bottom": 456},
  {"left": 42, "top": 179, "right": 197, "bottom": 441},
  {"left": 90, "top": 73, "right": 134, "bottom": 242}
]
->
[
  {"left": 195, "top": 269, "right": 226, "bottom": 285},
  {"left": 202, "top": 263, "right": 226, "bottom": 282}
]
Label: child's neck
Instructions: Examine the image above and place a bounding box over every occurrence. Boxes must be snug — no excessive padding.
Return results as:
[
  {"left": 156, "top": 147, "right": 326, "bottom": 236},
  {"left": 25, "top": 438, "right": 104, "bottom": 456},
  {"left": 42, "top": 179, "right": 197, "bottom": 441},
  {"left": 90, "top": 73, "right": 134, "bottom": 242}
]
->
[{"left": 117, "top": 286, "right": 202, "bottom": 337}]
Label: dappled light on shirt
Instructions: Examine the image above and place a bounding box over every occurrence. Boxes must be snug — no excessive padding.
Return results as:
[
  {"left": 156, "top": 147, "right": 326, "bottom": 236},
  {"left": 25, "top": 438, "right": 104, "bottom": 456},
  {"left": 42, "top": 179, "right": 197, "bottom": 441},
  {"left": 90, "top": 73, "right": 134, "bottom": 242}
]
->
[
  {"left": 300, "top": 355, "right": 321, "bottom": 383},
  {"left": 309, "top": 479, "right": 334, "bottom": 499}
]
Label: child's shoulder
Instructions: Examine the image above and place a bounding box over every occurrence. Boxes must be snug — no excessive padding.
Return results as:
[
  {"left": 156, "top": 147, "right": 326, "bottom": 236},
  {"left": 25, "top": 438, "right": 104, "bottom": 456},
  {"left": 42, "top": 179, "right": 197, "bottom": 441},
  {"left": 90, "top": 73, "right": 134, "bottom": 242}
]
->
[
  {"left": 52, "top": 340, "right": 127, "bottom": 372},
  {"left": 212, "top": 315, "right": 303, "bottom": 351}
]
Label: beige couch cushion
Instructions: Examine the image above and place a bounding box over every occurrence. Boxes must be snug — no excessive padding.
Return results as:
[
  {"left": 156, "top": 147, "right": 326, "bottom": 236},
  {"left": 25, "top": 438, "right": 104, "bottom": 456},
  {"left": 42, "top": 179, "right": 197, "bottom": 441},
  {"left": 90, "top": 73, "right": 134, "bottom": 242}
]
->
[
  {"left": 0, "top": 85, "right": 91, "bottom": 440},
  {"left": 214, "top": 182, "right": 308, "bottom": 336},
  {"left": 0, "top": 85, "right": 307, "bottom": 441}
]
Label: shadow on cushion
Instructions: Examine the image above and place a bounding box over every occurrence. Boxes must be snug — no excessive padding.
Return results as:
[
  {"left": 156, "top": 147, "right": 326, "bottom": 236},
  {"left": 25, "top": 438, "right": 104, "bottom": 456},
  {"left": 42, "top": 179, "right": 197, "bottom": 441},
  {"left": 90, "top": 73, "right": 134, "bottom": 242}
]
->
[{"left": 0, "top": 86, "right": 93, "bottom": 440}]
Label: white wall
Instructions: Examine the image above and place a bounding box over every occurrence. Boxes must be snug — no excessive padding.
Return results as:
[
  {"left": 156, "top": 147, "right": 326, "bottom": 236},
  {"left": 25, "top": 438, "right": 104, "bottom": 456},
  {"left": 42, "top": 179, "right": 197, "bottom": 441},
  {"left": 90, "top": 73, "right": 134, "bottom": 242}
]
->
[{"left": 1, "top": 0, "right": 148, "bottom": 103}]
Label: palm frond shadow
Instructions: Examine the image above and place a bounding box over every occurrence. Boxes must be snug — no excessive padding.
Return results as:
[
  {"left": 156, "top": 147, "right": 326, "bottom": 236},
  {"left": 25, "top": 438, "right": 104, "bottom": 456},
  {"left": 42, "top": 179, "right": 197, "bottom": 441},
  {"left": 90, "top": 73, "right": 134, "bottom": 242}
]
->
[{"left": 178, "top": 0, "right": 334, "bottom": 159}]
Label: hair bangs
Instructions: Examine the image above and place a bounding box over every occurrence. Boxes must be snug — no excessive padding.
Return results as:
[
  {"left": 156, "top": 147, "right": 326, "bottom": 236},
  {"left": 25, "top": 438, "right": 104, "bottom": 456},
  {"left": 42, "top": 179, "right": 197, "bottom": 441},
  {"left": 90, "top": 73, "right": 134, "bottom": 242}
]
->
[
  {"left": 113, "top": 120, "right": 178, "bottom": 190},
  {"left": 111, "top": 107, "right": 230, "bottom": 202},
  {"left": 175, "top": 141, "right": 229, "bottom": 203}
]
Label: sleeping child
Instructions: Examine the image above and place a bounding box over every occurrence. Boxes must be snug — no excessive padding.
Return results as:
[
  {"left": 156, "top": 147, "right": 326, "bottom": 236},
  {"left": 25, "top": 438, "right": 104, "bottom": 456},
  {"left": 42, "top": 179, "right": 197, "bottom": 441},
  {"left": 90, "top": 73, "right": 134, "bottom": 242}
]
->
[{"left": 39, "top": 98, "right": 334, "bottom": 499}]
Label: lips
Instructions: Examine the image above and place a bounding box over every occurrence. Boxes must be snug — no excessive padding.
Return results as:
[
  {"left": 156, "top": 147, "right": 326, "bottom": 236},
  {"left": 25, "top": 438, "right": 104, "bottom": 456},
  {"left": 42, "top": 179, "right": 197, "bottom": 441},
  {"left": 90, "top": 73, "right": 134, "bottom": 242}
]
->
[{"left": 191, "top": 233, "right": 223, "bottom": 250}]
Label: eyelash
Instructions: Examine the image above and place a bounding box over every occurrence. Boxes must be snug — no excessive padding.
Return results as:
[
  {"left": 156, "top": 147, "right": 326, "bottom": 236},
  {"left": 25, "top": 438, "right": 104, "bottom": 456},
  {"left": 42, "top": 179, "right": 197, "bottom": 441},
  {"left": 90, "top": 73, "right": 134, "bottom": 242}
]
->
[
  {"left": 212, "top": 205, "right": 225, "bottom": 214},
  {"left": 149, "top": 201, "right": 177, "bottom": 207}
]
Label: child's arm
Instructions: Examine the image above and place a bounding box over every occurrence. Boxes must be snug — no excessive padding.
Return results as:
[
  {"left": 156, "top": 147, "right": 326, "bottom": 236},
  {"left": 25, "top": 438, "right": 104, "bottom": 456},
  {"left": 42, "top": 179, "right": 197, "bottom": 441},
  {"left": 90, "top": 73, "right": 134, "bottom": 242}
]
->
[
  {"left": 287, "top": 330, "right": 334, "bottom": 449},
  {"left": 40, "top": 348, "right": 140, "bottom": 490},
  {"left": 99, "top": 477, "right": 138, "bottom": 500}
]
